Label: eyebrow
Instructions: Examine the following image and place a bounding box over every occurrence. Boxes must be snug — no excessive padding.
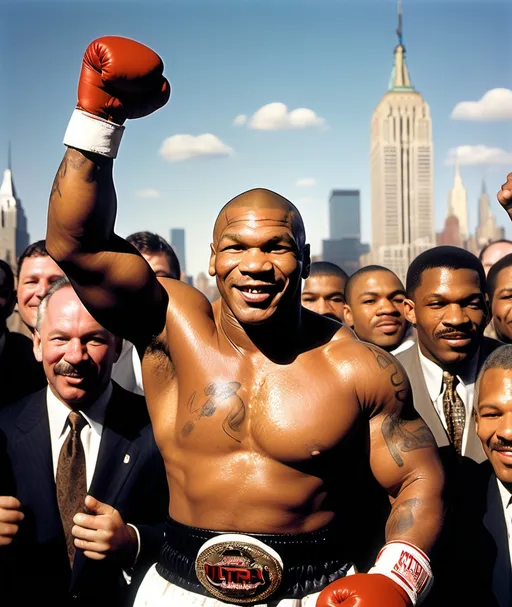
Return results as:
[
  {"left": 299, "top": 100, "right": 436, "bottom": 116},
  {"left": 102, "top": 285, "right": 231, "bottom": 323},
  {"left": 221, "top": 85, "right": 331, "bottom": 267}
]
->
[
  {"left": 358, "top": 289, "right": 405, "bottom": 299},
  {"left": 220, "top": 233, "right": 297, "bottom": 246},
  {"left": 425, "top": 292, "right": 482, "bottom": 301},
  {"left": 478, "top": 403, "right": 502, "bottom": 413},
  {"left": 497, "top": 288, "right": 512, "bottom": 296}
]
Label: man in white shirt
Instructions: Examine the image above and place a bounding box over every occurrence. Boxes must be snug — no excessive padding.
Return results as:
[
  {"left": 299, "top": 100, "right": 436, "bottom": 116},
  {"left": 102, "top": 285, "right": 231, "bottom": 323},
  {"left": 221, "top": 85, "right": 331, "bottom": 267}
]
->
[
  {"left": 397, "top": 246, "right": 499, "bottom": 463},
  {"left": 0, "top": 276, "right": 168, "bottom": 607}
]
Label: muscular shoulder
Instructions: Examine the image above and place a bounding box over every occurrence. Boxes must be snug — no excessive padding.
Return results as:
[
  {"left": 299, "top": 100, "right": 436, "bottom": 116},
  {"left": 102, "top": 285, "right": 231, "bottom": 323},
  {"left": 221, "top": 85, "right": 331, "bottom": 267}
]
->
[{"left": 325, "top": 339, "right": 411, "bottom": 416}]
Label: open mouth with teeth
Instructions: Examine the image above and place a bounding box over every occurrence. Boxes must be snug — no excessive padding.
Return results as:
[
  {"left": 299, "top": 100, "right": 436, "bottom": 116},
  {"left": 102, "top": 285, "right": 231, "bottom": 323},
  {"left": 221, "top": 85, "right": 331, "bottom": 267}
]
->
[{"left": 235, "top": 285, "right": 277, "bottom": 305}]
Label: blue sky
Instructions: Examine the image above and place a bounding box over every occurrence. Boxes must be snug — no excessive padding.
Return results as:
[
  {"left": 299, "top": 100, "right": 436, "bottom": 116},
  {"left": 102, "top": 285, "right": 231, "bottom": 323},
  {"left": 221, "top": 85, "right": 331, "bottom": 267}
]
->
[{"left": 1, "top": 0, "right": 511, "bottom": 277}]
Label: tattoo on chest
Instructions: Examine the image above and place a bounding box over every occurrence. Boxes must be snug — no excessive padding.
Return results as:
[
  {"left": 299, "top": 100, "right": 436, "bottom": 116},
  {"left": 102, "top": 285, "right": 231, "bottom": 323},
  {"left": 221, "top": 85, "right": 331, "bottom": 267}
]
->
[
  {"left": 366, "top": 344, "right": 435, "bottom": 467},
  {"left": 181, "top": 381, "right": 246, "bottom": 443}
]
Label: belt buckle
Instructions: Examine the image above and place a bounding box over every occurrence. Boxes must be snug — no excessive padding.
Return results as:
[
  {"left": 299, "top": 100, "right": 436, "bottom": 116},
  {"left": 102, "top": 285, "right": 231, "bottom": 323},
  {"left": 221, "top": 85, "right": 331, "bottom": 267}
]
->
[{"left": 195, "top": 533, "right": 283, "bottom": 604}]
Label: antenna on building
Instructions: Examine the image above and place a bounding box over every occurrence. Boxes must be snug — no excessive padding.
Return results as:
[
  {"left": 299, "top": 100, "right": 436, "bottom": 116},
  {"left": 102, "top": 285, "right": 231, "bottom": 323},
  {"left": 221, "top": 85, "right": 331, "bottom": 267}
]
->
[
  {"left": 396, "top": 0, "right": 403, "bottom": 46},
  {"left": 7, "top": 141, "right": 11, "bottom": 171}
]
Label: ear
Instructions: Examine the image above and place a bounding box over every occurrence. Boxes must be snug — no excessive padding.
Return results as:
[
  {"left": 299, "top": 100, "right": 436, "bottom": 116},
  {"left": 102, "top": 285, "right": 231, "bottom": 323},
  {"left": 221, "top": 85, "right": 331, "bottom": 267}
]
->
[
  {"left": 208, "top": 243, "right": 216, "bottom": 277},
  {"left": 301, "top": 244, "right": 311, "bottom": 279},
  {"left": 33, "top": 329, "right": 43, "bottom": 363},
  {"left": 404, "top": 298, "right": 416, "bottom": 325},
  {"left": 343, "top": 304, "right": 354, "bottom": 328}
]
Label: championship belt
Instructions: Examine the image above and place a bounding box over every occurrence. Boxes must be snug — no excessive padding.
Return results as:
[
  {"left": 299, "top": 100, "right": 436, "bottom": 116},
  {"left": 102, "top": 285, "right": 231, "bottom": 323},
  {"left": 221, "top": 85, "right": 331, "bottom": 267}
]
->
[{"left": 195, "top": 533, "right": 284, "bottom": 604}]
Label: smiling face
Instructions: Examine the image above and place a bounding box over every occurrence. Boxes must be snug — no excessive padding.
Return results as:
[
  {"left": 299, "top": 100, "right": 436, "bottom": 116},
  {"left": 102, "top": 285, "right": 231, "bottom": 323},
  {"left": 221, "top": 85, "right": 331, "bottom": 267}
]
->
[
  {"left": 301, "top": 274, "right": 347, "bottom": 322},
  {"left": 17, "top": 254, "right": 65, "bottom": 330},
  {"left": 476, "top": 368, "right": 512, "bottom": 484},
  {"left": 491, "top": 265, "right": 512, "bottom": 343},
  {"left": 209, "top": 190, "right": 309, "bottom": 325},
  {"left": 343, "top": 270, "right": 407, "bottom": 351},
  {"left": 405, "top": 267, "right": 488, "bottom": 368},
  {"left": 33, "top": 286, "right": 121, "bottom": 407}
]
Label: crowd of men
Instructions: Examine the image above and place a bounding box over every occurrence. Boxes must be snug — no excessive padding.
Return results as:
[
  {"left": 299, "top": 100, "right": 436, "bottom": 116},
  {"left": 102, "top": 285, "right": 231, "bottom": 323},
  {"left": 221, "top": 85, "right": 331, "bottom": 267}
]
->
[{"left": 1, "top": 34, "right": 512, "bottom": 607}]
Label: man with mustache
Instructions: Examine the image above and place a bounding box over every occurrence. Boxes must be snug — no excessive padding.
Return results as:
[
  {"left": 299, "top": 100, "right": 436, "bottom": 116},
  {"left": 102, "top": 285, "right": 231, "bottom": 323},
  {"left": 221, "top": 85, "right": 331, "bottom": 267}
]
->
[
  {"left": 0, "top": 276, "right": 168, "bottom": 606},
  {"left": 397, "top": 246, "right": 499, "bottom": 463},
  {"left": 44, "top": 36, "right": 445, "bottom": 607}
]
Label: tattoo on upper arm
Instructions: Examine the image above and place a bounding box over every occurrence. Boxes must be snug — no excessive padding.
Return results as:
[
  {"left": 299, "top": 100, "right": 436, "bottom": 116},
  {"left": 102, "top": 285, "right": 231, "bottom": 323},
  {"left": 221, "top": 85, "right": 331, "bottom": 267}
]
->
[
  {"left": 365, "top": 344, "right": 435, "bottom": 467},
  {"left": 181, "top": 381, "right": 246, "bottom": 443},
  {"left": 382, "top": 411, "right": 436, "bottom": 467},
  {"left": 386, "top": 497, "right": 422, "bottom": 538}
]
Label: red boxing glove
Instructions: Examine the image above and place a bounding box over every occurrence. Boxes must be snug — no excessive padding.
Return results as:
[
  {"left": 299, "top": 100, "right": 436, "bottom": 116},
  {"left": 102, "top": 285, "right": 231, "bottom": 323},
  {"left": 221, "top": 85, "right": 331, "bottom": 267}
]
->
[
  {"left": 64, "top": 36, "right": 170, "bottom": 157},
  {"left": 77, "top": 35, "right": 170, "bottom": 124},
  {"left": 316, "top": 573, "right": 410, "bottom": 607}
]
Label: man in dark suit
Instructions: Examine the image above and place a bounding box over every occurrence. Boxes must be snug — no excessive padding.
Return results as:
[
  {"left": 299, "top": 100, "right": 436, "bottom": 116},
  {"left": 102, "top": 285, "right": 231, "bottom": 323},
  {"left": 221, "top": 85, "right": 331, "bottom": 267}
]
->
[
  {"left": 0, "top": 259, "right": 46, "bottom": 408},
  {"left": 0, "top": 276, "right": 168, "bottom": 606},
  {"left": 447, "top": 344, "right": 512, "bottom": 607}
]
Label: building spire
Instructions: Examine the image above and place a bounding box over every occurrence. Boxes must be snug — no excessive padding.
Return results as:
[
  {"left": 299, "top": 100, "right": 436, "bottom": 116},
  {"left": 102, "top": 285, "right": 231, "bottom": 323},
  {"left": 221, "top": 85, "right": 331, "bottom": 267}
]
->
[
  {"left": 7, "top": 141, "right": 11, "bottom": 171},
  {"left": 389, "top": 0, "right": 413, "bottom": 91}
]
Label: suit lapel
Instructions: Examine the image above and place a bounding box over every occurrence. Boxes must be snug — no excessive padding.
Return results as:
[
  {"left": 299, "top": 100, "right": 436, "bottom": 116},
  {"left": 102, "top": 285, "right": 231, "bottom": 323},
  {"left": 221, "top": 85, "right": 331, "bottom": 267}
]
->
[
  {"left": 399, "top": 346, "right": 451, "bottom": 448},
  {"left": 484, "top": 474, "right": 512, "bottom": 607},
  {"left": 15, "top": 390, "right": 63, "bottom": 533}
]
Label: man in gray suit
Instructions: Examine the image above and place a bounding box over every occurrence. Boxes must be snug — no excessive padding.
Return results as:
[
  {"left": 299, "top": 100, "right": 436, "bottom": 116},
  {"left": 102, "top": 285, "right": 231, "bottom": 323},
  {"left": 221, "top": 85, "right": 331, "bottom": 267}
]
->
[{"left": 397, "top": 246, "right": 499, "bottom": 464}]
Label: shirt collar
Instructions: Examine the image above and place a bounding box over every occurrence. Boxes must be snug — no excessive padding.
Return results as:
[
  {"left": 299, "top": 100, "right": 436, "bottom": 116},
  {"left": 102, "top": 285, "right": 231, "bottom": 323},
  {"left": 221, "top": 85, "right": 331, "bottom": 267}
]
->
[
  {"left": 497, "top": 477, "right": 512, "bottom": 511},
  {"left": 417, "top": 344, "right": 479, "bottom": 401},
  {"left": 47, "top": 381, "right": 113, "bottom": 444}
]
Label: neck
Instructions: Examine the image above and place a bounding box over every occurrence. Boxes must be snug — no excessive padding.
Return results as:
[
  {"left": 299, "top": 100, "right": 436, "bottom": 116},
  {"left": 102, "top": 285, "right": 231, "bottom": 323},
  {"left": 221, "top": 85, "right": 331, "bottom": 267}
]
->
[{"left": 220, "top": 299, "right": 303, "bottom": 362}]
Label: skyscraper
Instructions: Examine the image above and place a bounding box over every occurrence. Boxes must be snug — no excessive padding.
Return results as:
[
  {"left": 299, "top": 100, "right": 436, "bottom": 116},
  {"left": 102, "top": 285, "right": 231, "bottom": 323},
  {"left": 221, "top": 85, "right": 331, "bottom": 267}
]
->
[
  {"left": 170, "top": 228, "right": 186, "bottom": 275},
  {"left": 329, "top": 190, "right": 360, "bottom": 239},
  {"left": 365, "top": 0, "right": 434, "bottom": 282},
  {"left": 475, "top": 181, "right": 505, "bottom": 248},
  {"left": 447, "top": 160, "right": 468, "bottom": 242},
  {"left": 0, "top": 148, "right": 29, "bottom": 268}
]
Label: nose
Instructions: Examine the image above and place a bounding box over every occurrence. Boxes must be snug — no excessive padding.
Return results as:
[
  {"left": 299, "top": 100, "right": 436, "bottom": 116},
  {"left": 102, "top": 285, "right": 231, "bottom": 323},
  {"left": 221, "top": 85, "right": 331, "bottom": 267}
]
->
[
  {"left": 35, "top": 278, "right": 50, "bottom": 301},
  {"left": 376, "top": 298, "right": 399, "bottom": 316},
  {"left": 314, "top": 298, "right": 330, "bottom": 316},
  {"left": 63, "top": 337, "right": 88, "bottom": 365},
  {"left": 238, "top": 249, "right": 273, "bottom": 274},
  {"left": 496, "top": 412, "right": 512, "bottom": 442},
  {"left": 443, "top": 304, "right": 470, "bottom": 327}
]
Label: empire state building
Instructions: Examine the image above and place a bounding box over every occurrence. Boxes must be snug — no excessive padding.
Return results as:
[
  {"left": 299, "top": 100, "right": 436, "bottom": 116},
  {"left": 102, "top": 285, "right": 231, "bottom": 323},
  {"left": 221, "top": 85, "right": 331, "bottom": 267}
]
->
[{"left": 364, "top": 1, "right": 435, "bottom": 282}]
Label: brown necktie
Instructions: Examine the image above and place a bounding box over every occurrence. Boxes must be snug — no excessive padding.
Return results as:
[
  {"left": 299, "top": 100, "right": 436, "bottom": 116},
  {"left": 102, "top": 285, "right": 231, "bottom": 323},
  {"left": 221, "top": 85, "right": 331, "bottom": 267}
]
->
[
  {"left": 56, "top": 410, "right": 88, "bottom": 567},
  {"left": 442, "top": 371, "right": 466, "bottom": 455}
]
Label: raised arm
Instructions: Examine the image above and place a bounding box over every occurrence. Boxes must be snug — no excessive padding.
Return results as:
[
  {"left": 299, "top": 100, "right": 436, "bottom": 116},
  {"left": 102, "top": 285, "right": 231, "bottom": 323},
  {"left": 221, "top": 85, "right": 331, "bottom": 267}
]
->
[
  {"left": 46, "top": 36, "right": 170, "bottom": 347},
  {"left": 497, "top": 171, "right": 512, "bottom": 218}
]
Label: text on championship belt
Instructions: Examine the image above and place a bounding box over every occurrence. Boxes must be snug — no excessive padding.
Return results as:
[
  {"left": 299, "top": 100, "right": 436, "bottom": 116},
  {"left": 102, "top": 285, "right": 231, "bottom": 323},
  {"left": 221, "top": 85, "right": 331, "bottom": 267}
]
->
[{"left": 195, "top": 534, "right": 283, "bottom": 604}]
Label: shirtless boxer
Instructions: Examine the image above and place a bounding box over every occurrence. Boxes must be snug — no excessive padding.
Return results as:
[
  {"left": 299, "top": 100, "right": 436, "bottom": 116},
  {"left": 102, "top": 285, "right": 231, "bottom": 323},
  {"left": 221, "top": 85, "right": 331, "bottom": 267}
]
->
[{"left": 46, "top": 36, "right": 444, "bottom": 607}]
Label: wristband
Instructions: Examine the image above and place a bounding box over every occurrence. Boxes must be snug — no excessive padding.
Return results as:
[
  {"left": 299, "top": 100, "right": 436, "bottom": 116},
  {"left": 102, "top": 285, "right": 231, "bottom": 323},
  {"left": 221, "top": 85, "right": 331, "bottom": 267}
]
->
[
  {"left": 368, "top": 541, "right": 433, "bottom": 605},
  {"left": 63, "top": 109, "right": 125, "bottom": 158}
]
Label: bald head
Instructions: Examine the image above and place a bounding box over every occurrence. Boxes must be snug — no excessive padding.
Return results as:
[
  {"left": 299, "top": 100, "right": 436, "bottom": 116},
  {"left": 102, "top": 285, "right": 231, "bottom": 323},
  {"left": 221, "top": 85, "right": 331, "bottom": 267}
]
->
[{"left": 213, "top": 188, "right": 306, "bottom": 250}]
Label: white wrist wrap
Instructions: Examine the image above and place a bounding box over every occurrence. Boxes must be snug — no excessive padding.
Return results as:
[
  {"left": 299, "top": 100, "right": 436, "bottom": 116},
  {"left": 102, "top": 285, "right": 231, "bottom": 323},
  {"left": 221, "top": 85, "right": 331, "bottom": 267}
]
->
[
  {"left": 368, "top": 541, "right": 433, "bottom": 605},
  {"left": 63, "top": 109, "right": 125, "bottom": 158}
]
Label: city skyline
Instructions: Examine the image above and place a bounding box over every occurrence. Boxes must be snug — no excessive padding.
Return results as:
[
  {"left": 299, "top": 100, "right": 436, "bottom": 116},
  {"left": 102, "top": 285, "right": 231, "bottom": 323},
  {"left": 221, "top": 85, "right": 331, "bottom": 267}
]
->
[{"left": 1, "top": 0, "right": 511, "bottom": 277}]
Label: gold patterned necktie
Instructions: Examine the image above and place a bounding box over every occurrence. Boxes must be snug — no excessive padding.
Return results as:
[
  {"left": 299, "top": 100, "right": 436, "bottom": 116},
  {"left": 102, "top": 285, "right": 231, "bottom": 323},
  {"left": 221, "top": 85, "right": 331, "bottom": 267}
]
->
[
  {"left": 56, "top": 410, "right": 88, "bottom": 567},
  {"left": 442, "top": 371, "right": 466, "bottom": 456}
]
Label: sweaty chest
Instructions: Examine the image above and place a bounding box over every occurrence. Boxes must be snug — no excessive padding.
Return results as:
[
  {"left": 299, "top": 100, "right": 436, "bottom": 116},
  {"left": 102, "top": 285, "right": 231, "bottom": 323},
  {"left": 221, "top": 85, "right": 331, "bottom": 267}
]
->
[{"left": 173, "top": 365, "right": 361, "bottom": 463}]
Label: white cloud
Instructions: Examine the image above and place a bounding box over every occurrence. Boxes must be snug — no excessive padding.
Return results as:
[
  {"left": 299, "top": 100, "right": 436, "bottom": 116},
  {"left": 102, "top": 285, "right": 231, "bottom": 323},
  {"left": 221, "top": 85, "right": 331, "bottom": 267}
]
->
[
  {"left": 295, "top": 177, "right": 317, "bottom": 188},
  {"left": 233, "top": 114, "right": 247, "bottom": 126},
  {"left": 135, "top": 188, "right": 160, "bottom": 199},
  {"left": 450, "top": 88, "right": 512, "bottom": 121},
  {"left": 446, "top": 145, "right": 512, "bottom": 166},
  {"left": 247, "top": 102, "right": 326, "bottom": 130},
  {"left": 159, "top": 134, "right": 234, "bottom": 162}
]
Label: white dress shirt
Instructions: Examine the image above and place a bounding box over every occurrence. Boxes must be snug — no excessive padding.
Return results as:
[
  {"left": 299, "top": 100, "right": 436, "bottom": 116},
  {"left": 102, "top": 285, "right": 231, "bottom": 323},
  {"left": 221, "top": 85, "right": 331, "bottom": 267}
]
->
[
  {"left": 46, "top": 381, "right": 139, "bottom": 578},
  {"left": 111, "top": 340, "right": 144, "bottom": 395},
  {"left": 418, "top": 348, "right": 478, "bottom": 456},
  {"left": 497, "top": 478, "right": 512, "bottom": 570}
]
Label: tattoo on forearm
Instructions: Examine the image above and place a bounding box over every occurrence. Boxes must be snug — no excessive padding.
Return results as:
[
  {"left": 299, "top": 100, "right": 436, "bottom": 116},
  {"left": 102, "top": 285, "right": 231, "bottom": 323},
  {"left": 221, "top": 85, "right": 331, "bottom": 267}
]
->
[
  {"left": 50, "top": 151, "right": 98, "bottom": 201},
  {"left": 386, "top": 498, "right": 422, "bottom": 538},
  {"left": 181, "top": 381, "right": 246, "bottom": 443},
  {"left": 50, "top": 157, "right": 67, "bottom": 199},
  {"left": 382, "top": 411, "right": 436, "bottom": 467},
  {"left": 365, "top": 344, "right": 435, "bottom": 466}
]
